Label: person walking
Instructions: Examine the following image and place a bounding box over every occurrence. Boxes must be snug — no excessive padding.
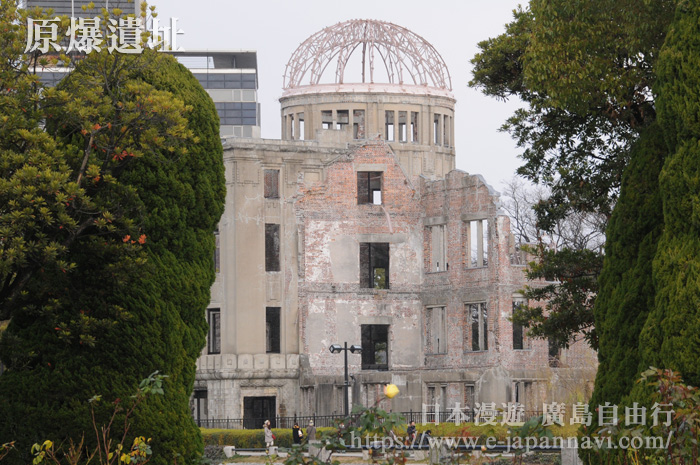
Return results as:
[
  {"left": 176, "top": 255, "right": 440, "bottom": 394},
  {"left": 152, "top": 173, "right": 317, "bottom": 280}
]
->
[
  {"left": 264, "top": 420, "right": 274, "bottom": 451},
  {"left": 292, "top": 422, "right": 302, "bottom": 445},
  {"left": 306, "top": 420, "right": 317, "bottom": 441}
]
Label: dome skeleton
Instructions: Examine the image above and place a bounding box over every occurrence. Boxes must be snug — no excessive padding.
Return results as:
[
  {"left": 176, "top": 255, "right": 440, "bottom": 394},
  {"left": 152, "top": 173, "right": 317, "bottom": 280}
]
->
[{"left": 283, "top": 19, "right": 452, "bottom": 90}]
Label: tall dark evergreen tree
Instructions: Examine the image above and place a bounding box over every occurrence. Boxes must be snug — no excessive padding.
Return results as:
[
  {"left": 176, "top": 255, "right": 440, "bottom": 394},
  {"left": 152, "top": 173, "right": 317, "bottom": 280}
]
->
[
  {"left": 0, "top": 47, "right": 225, "bottom": 464},
  {"left": 589, "top": 122, "right": 667, "bottom": 409},
  {"left": 640, "top": 0, "right": 700, "bottom": 388}
]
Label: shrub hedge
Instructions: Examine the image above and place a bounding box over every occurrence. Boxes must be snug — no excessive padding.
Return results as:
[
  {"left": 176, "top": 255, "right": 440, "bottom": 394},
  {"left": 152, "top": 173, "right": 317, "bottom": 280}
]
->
[
  {"left": 202, "top": 427, "right": 336, "bottom": 449},
  {"left": 202, "top": 422, "right": 579, "bottom": 448}
]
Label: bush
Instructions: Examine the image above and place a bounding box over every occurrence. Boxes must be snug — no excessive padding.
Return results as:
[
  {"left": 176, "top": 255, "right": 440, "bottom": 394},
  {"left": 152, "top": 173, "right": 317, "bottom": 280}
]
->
[{"left": 201, "top": 427, "right": 337, "bottom": 449}]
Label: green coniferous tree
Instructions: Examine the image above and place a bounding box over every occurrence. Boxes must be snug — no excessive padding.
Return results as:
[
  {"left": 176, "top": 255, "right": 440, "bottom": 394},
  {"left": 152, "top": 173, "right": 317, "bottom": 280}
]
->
[
  {"left": 640, "top": 0, "right": 700, "bottom": 387},
  {"left": 589, "top": 123, "right": 667, "bottom": 410},
  {"left": 0, "top": 46, "right": 224, "bottom": 465}
]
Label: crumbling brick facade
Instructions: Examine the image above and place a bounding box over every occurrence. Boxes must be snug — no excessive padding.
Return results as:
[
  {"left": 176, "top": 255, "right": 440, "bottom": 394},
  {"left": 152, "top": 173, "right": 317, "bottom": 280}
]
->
[{"left": 191, "top": 19, "right": 597, "bottom": 427}]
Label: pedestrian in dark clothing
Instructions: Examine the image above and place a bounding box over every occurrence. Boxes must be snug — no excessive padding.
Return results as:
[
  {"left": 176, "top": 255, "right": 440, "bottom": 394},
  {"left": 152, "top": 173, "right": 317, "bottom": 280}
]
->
[
  {"left": 419, "top": 430, "right": 432, "bottom": 447},
  {"left": 292, "top": 422, "right": 303, "bottom": 444},
  {"left": 406, "top": 421, "right": 416, "bottom": 446}
]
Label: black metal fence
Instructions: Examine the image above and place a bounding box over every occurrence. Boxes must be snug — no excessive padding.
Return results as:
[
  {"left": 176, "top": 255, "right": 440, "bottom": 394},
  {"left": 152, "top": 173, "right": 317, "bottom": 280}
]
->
[{"left": 195, "top": 410, "right": 541, "bottom": 430}]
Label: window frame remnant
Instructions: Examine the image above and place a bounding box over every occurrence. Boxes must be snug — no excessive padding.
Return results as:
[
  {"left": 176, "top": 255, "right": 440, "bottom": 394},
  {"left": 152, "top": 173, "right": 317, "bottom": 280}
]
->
[
  {"left": 512, "top": 299, "right": 526, "bottom": 350},
  {"left": 265, "top": 223, "right": 281, "bottom": 272},
  {"left": 466, "top": 219, "right": 489, "bottom": 268},
  {"left": 337, "top": 109, "right": 349, "bottom": 131},
  {"left": 398, "top": 111, "right": 407, "bottom": 142},
  {"left": 426, "top": 306, "right": 447, "bottom": 354},
  {"left": 385, "top": 110, "right": 395, "bottom": 141},
  {"left": 208, "top": 308, "right": 221, "bottom": 354},
  {"left": 433, "top": 113, "right": 441, "bottom": 145},
  {"left": 264, "top": 169, "right": 280, "bottom": 199},
  {"left": 361, "top": 324, "right": 389, "bottom": 370},
  {"left": 430, "top": 224, "right": 447, "bottom": 272},
  {"left": 266, "top": 307, "right": 281, "bottom": 354},
  {"left": 353, "top": 109, "right": 365, "bottom": 139},
  {"left": 321, "top": 110, "right": 333, "bottom": 129},
  {"left": 411, "top": 111, "right": 419, "bottom": 143},
  {"left": 359, "top": 242, "right": 390, "bottom": 289},
  {"left": 466, "top": 302, "right": 488, "bottom": 351},
  {"left": 357, "top": 171, "right": 383, "bottom": 205}
]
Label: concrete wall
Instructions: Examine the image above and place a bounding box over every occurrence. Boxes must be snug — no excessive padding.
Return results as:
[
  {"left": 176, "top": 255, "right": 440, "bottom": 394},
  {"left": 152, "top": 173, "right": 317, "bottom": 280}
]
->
[{"left": 194, "top": 136, "right": 597, "bottom": 423}]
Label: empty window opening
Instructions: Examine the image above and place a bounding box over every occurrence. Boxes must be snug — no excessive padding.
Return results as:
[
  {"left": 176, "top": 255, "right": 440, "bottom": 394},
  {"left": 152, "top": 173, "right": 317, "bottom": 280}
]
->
[
  {"left": 264, "top": 169, "right": 279, "bottom": 199},
  {"left": 425, "top": 384, "right": 448, "bottom": 419},
  {"left": 466, "top": 302, "right": 488, "bottom": 351},
  {"left": 298, "top": 113, "right": 305, "bottom": 140},
  {"left": 337, "top": 110, "right": 349, "bottom": 131},
  {"left": 361, "top": 324, "right": 389, "bottom": 370},
  {"left": 265, "top": 223, "right": 280, "bottom": 272},
  {"left": 464, "top": 385, "right": 475, "bottom": 413},
  {"left": 193, "top": 389, "right": 208, "bottom": 426},
  {"left": 360, "top": 242, "right": 390, "bottom": 289},
  {"left": 290, "top": 113, "right": 295, "bottom": 139},
  {"left": 430, "top": 224, "right": 446, "bottom": 272},
  {"left": 426, "top": 306, "right": 447, "bottom": 354},
  {"left": 385, "top": 111, "right": 395, "bottom": 141},
  {"left": 353, "top": 110, "right": 365, "bottom": 139},
  {"left": 513, "top": 381, "right": 534, "bottom": 412},
  {"left": 398, "top": 111, "right": 407, "bottom": 142},
  {"left": 467, "top": 219, "right": 489, "bottom": 268},
  {"left": 548, "top": 339, "right": 561, "bottom": 367},
  {"left": 411, "top": 112, "right": 419, "bottom": 142},
  {"left": 357, "top": 171, "right": 383, "bottom": 205},
  {"left": 513, "top": 300, "right": 526, "bottom": 350},
  {"left": 433, "top": 114, "right": 441, "bottom": 145},
  {"left": 266, "top": 307, "right": 281, "bottom": 354},
  {"left": 208, "top": 308, "right": 221, "bottom": 354},
  {"left": 321, "top": 110, "right": 333, "bottom": 129},
  {"left": 243, "top": 396, "right": 276, "bottom": 429},
  {"left": 443, "top": 115, "right": 449, "bottom": 147},
  {"left": 426, "top": 385, "right": 437, "bottom": 419}
]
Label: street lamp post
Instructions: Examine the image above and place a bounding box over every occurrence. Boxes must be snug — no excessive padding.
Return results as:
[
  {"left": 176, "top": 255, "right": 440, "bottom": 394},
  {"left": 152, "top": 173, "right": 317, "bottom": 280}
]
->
[{"left": 329, "top": 342, "right": 362, "bottom": 417}]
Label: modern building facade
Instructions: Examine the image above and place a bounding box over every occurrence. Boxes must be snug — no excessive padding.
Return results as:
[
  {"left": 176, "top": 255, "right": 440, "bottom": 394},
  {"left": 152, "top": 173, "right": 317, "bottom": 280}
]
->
[
  {"left": 168, "top": 50, "right": 261, "bottom": 139},
  {"left": 25, "top": 0, "right": 141, "bottom": 17},
  {"left": 193, "top": 20, "right": 597, "bottom": 427}
]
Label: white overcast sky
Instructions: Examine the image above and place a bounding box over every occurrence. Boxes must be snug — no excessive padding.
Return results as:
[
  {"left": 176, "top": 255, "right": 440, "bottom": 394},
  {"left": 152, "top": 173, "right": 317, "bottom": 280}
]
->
[{"left": 151, "top": 0, "right": 525, "bottom": 191}]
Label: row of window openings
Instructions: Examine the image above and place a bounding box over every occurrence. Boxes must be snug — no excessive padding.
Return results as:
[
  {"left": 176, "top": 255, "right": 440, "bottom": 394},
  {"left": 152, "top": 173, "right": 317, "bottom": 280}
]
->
[
  {"left": 428, "top": 220, "right": 489, "bottom": 272},
  {"left": 196, "top": 383, "right": 534, "bottom": 423},
  {"left": 425, "top": 301, "right": 529, "bottom": 354},
  {"left": 207, "top": 307, "right": 280, "bottom": 355},
  {"left": 263, "top": 219, "right": 388, "bottom": 289},
  {"left": 264, "top": 169, "right": 382, "bottom": 204},
  {"left": 425, "top": 383, "right": 535, "bottom": 414},
  {"left": 260, "top": 170, "right": 487, "bottom": 278},
  {"left": 284, "top": 110, "right": 452, "bottom": 146},
  {"left": 206, "top": 302, "right": 528, "bottom": 358},
  {"left": 207, "top": 314, "right": 388, "bottom": 371},
  {"left": 264, "top": 228, "right": 490, "bottom": 286}
]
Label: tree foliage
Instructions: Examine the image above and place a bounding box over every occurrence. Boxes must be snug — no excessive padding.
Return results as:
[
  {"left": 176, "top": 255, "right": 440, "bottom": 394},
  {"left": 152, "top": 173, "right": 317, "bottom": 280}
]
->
[
  {"left": 515, "top": 246, "right": 602, "bottom": 350},
  {"left": 471, "top": 0, "right": 675, "bottom": 225},
  {"left": 0, "top": 3, "right": 225, "bottom": 464},
  {"left": 471, "top": 0, "right": 676, "bottom": 351},
  {"left": 639, "top": 0, "right": 700, "bottom": 389},
  {"left": 502, "top": 178, "right": 605, "bottom": 349},
  {"left": 590, "top": 123, "right": 666, "bottom": 409}
]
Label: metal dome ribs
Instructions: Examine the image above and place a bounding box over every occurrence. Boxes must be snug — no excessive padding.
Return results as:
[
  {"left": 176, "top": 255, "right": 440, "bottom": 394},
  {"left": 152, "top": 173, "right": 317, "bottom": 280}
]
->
[{"left": 283, "top": 19, "right": 452, "bottom": 91}]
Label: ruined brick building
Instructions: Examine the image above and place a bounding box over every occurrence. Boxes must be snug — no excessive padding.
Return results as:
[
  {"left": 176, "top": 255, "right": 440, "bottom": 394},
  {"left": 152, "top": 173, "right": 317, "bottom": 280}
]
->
[{"left": 192, "top": 20, "right": 597, "bottom": 427}]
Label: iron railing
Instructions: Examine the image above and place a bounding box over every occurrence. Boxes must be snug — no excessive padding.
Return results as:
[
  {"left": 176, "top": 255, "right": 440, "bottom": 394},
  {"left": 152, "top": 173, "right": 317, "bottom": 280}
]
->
[{"left": 195, "top": 410, "right": 542, "bottom": 430}]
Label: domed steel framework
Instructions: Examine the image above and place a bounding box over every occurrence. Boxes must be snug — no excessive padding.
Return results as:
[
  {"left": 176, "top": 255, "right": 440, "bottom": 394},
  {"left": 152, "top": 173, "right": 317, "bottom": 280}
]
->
[{"left": 283, "top": 19, "right": 452, "bottom": 91}]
